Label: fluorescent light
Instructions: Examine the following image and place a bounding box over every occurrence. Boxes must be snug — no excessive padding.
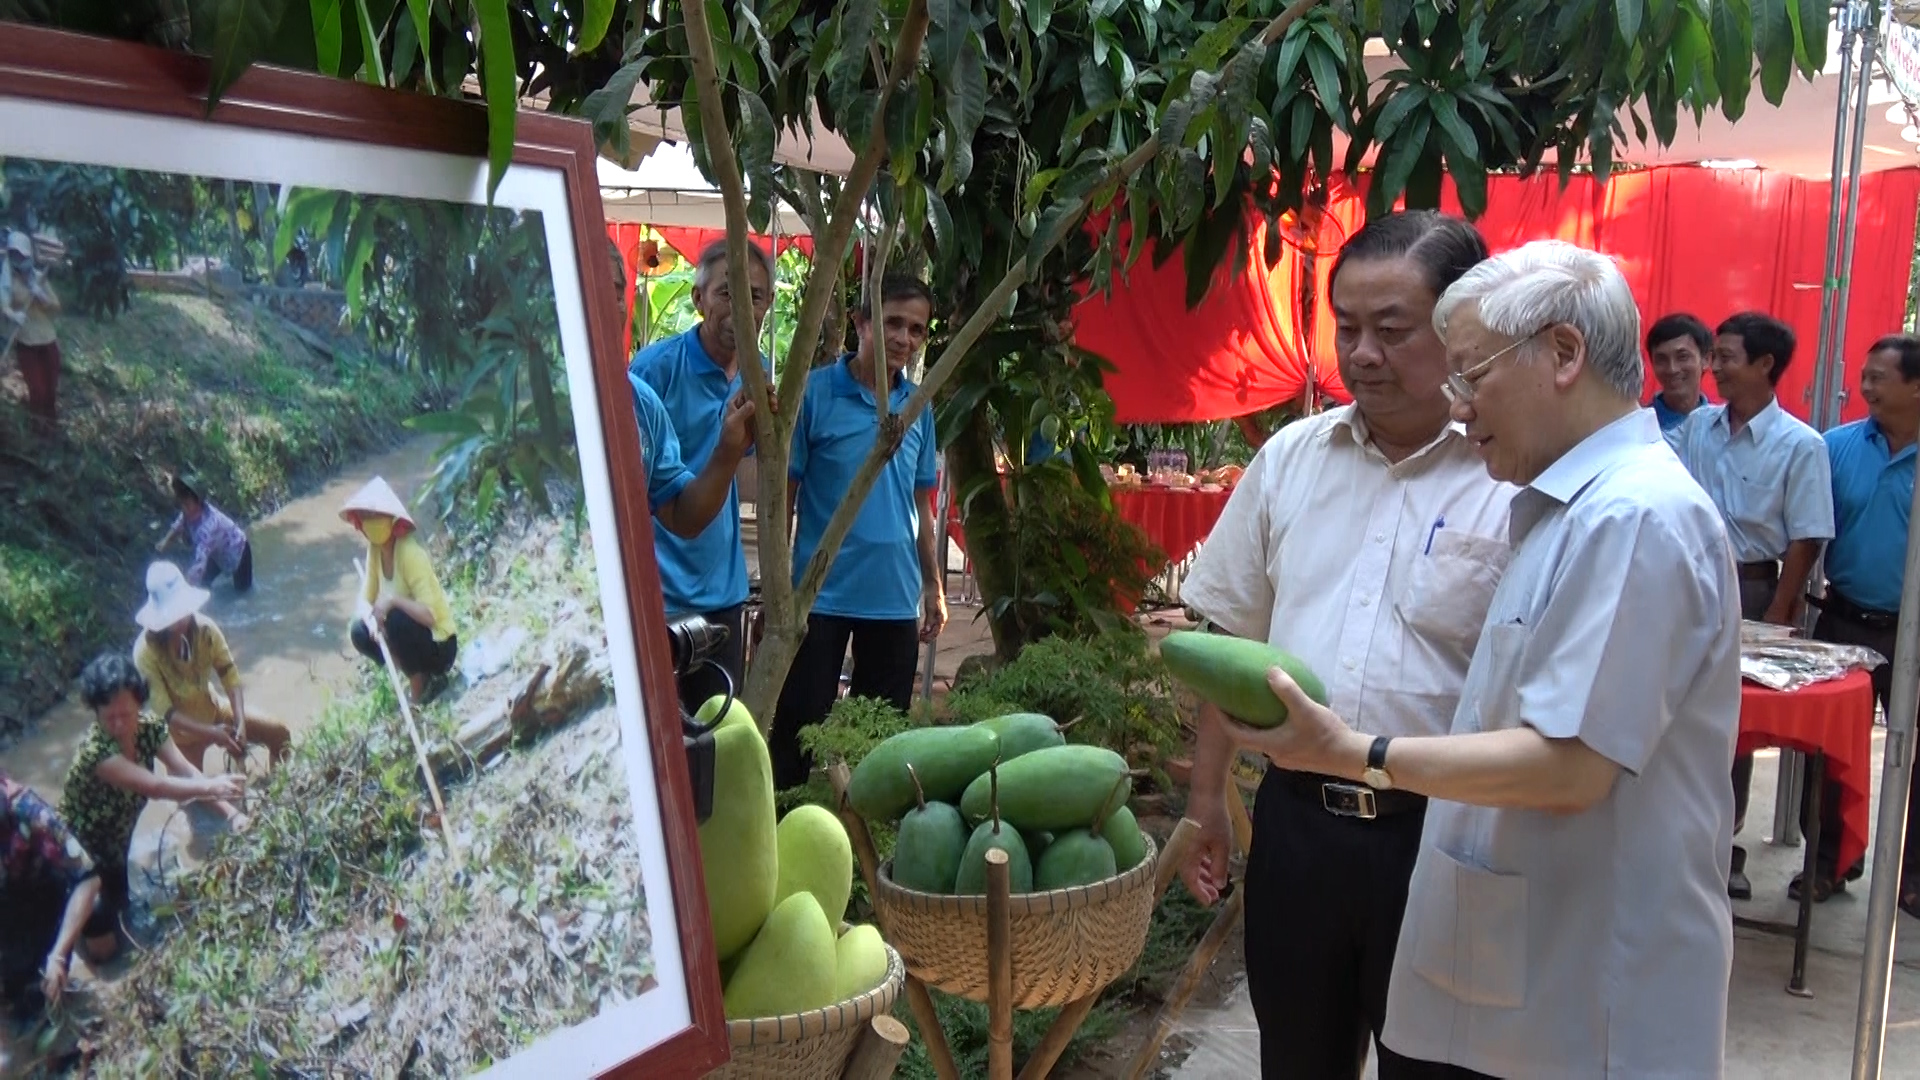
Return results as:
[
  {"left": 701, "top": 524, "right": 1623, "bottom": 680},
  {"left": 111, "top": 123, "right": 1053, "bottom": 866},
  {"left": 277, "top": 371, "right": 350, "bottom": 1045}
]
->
[{"left": 1699, "top": 158, "right": 1760, "bottom": 169}]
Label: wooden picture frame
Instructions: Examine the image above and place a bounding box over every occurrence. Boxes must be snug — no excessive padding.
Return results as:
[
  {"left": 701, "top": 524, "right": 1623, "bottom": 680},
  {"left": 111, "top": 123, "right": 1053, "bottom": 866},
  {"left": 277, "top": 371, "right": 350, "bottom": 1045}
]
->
[{"left": 0, "top": 23, "right": 724, "bottom": 1078}]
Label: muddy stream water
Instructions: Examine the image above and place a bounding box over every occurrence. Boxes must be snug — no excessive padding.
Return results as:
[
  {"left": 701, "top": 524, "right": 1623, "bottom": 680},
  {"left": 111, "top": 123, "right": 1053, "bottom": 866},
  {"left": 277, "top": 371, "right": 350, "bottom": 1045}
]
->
[{"left": 2, "top": 436, "right": 442, "bottom": 897}]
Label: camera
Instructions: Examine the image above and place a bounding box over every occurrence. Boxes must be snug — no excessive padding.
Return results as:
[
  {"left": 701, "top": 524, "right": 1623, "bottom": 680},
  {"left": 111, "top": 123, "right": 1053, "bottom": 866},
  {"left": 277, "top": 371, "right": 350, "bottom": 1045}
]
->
[{"left": 668, "top": 613, "right": 732, "bottom": 824}]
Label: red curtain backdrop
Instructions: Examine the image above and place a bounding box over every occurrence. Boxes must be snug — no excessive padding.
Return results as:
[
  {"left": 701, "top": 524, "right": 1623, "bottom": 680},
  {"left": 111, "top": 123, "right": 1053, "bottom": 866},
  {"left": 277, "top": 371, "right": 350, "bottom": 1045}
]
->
[
  {"left": 1072, "top": 215, "right": 1319, "bottom": 424},
  {"left": 652, "top": 226, "right": 815, "bottom": 265},
  {"left": 1087, "top": 165, "right": 1920, "bottom": 425}
]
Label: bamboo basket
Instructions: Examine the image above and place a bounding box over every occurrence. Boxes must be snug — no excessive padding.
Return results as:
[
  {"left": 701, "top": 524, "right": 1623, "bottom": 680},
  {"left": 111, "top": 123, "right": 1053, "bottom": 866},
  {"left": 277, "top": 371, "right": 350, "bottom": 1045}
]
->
[
  {"left": 712, "top": 939, "right": 907, "bottom": 1080},
  {"left": 871, "top": 833, "right": 1159, "bottom": 1010}
]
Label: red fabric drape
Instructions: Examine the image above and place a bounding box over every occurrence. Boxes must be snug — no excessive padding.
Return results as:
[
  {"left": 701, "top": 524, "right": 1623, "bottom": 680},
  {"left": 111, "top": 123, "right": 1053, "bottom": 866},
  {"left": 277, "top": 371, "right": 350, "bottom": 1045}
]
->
[
  {"left": 1072, "top": 216, "right": 1317, "bottom": 424},
  {"left": 607, "top": 222, "right": 646, "bottom": 357},
  {"left": 1087, "top": 165, "right": 1920, "bottom": 426},
  {"left": 652, "top": 226, "right": 815, "bottom": 264}
]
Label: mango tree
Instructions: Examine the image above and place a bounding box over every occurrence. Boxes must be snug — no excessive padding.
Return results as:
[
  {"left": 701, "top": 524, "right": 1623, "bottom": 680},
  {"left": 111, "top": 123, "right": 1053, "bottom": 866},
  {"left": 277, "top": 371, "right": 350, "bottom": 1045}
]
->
[{"left": 6, "top": 0, "right": 1831, "bottom": 727}]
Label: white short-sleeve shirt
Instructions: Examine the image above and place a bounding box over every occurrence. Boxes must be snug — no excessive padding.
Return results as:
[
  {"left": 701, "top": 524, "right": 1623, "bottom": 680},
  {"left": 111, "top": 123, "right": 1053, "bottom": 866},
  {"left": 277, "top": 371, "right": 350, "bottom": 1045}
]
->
[
  {"left": 1181, "top": 406, "right": 1518, "bottom": 740},
  {"left": 1384, "top": 409, "right": 1742, "bottom": 1078},
  {"left": 1668, "top": 398, "right": 1835, "bottom": 562}
]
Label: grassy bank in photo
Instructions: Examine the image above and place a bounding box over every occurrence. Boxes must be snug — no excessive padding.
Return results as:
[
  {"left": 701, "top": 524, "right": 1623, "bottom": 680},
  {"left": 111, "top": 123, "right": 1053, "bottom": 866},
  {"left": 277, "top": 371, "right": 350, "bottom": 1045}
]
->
[
  {"left": 70, "top": 510, "right": 648, "bottom": 1078},
  {"left": 0, "top": 290, "right": 432, "bottom": 738}
]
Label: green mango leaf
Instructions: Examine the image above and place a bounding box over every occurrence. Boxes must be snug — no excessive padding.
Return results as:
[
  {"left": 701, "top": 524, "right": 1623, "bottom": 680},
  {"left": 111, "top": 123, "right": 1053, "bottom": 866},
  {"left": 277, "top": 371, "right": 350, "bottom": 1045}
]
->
[
  {"left": 1758, "top": 13, "right": 1794, "bottom": 106},
  {"left": 206, "top": 0, "right": 292, "bottom": 110},
  {"left": 1430, "top": 93, "right": 1479, "bottom": 161},
  {"left": 1304, "top": 42, "right": 1346, "bottom": 131},
  {"left": 577, "top": 0, "right": 614, "bottom": 53},
  {"left": 1789, "top": 0, "right": 1827, "bottom": 77},
  {"left": 474, "top": 0, "right": 517, "bottom": 201},
  {"left": 1442, "top": 135, "right": 1488, "bottom": 219},
  {"left": 404, "top": 0, "right": 433, "bottom": 89},
  {"left": 948, "top": 32, "right": 989, "bottom": 150},
  {"left": 391, "top": 3, "right": 419, "bottom": 84},
  {"left": 310, "top": 0, "right": 343, "bottom": 77},
  {"left": 1615, "top": 0, "right": 1644, "bottom": 43},
  {"left": 1028, "top": 0, "right": 1054, "bottom": 35},
  {"left": 349, "top": 0, "right": 385, "bottom": 85},
  {"left": 1374, "top": 109, "right": 1430, "bottom": 216},
  {"left": 1709, "top": 0, "right": 1753, "bottom": 122}
]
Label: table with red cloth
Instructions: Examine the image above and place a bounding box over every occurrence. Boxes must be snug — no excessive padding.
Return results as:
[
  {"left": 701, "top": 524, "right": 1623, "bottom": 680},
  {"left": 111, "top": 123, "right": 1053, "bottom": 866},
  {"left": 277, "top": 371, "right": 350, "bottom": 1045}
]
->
[
  {"left": 1732, "top": 669, "right": 1879, "bottom": 996},
  {"left": 1110, "top": 486, "right": 1233, "bottom": 565}
]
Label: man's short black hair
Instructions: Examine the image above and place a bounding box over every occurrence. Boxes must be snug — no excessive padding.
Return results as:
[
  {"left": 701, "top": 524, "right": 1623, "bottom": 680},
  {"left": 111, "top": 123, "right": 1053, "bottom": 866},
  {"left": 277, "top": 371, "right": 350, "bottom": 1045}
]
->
[
  {"left": 1716, "top": 311, "right": 1796, "bottom": 386},
  {"left": 1870, "top": 333, "right": 1920, "bottom": 382},
  {"left": 1646, "top": 313, "right": 1712, "bottom": 356},
  {"left": 856, "top": 274, "right": 934, "bottom": 320},
  {"left": 80, "top": 652, "right": 148, "bottom": 711},
  {"left": 1330, "top": 209, "right": 1490, "bottom": 299}
]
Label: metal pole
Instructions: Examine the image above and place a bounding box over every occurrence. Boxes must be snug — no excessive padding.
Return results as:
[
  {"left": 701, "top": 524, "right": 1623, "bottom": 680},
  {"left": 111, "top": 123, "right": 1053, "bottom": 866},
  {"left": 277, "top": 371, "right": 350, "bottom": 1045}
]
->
[
  {"left": 1849, "top": 440, "right": 1920, "bottom": 1080},
  {"left": 1808, "top": 8, "right": 1862, "bottom": 434},
  {"left": 920, "top": 462, "right": 954, "bottom": 702},
  {"left": 1828, "top": 16, "right": 1879, "bottom": 427}
]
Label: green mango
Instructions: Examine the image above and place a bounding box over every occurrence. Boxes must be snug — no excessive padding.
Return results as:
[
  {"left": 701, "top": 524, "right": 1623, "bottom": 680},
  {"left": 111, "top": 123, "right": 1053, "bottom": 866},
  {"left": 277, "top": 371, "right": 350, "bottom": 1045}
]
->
[
  {"left": 848, "top": 725, "right": 1000, "bottom": 822},
  {"left": 834, "top": 923, "right": 891, "bottom": 1001},
  {"left": 972, "top": 712, "right": 1066, "bottom": 761},
  {"left": 722, "top": 892, "right": 839, "bottom": 1019},
  {"left": 774, "top": 804, "right": 855, "bottom": 924},
  {"left": 953, "top": 817, "right": 1033, "bottom": 895},
  {"left": 893, "top": 798, "right": 968, "bottom": 894},
  {"left": 1158, "top": 630, "right": 1329, "bottom": 728},
  {"left": 1034, "top": 828, "right": 1118, "bottom": 890},
  {"left": 960, "top": 744, "right": 1131, "bottom": 833},
  {"left": 696, "top": 718, "right": 779, "bottom": 961},
  {"left": 1101, "top": 806, "right": 1147, "bottom": 871},
  {"left": 696, "top": 693, "right": 757, "bottom": 734}
]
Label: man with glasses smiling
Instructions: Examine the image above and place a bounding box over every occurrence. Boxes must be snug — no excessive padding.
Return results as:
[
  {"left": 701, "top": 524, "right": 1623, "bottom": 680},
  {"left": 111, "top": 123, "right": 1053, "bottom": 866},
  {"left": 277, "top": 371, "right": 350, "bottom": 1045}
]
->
[{"left": 1225, "top": 240, "right": 1742, "bottom": 1077}]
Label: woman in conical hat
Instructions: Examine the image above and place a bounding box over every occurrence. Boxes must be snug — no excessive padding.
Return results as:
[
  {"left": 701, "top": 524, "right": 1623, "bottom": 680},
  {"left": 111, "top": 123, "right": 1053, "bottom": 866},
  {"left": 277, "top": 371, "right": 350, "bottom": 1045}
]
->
[{"left": 340, "top": 477, "right": 457, "bottom": 704}]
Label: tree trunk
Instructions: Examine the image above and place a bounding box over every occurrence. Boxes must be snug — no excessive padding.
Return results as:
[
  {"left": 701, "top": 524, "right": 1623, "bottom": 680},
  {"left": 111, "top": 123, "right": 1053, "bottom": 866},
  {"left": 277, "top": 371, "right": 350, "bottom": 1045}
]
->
[{"left": 944, "top": 403, "right": 1025, "bottom": 662}]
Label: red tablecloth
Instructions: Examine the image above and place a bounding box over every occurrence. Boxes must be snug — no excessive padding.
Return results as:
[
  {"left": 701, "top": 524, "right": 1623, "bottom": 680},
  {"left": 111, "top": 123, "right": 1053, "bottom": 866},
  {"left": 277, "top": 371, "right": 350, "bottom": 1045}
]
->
[
  {"left": 1737, "top": 670, "right": 1878, "bottom": 874},
  {"left": 1111, "top": 487, "right": 1233, "bottom": 564}
]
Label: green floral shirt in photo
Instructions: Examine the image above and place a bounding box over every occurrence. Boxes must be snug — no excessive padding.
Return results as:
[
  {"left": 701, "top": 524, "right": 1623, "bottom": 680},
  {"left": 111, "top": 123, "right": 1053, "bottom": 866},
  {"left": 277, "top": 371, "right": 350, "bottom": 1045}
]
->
[{"left": 59, "top": 715, "right": 170, "bottom": 873}]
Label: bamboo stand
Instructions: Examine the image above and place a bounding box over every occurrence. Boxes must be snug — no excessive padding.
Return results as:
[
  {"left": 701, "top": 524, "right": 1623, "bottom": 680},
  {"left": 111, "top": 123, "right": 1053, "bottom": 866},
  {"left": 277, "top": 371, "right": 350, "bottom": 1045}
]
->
[
  {"left": 829, "top": 761, "right": 1199, "bottom": 1080},
  {"left": 1120, "top": 777, "right": 1255, "bottom": 1079}
]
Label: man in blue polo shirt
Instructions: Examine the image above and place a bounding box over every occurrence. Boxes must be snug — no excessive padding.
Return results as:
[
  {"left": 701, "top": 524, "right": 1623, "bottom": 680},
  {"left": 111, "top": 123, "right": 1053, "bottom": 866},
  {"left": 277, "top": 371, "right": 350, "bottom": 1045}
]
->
[
  {"left": 1798, "top": 333, "right": 1918, "bottom": 908},
  {"left": 770, "top": 275, "right": 945, "bottom": 789},
  {"left": 630, "top": 238, "right": 774, "bottom": 714},
  {"left": 1645, "top": 312, "right": 1715, "bottom": 431}
]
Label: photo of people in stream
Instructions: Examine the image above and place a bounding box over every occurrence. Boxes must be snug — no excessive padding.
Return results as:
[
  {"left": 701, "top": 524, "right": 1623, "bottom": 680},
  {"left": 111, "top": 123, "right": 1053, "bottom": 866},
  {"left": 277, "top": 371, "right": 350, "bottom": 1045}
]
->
[{"left": 0, "top": 155, "right": 659, "bottom": 1076}]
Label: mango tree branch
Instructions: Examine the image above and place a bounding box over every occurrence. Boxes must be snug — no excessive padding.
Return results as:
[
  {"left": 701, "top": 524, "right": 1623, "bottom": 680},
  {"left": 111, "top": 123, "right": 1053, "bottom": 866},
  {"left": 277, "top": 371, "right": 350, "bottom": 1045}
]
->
[
  {"left": 794, "top": 0, "right": 1321, "bottom": 613},
  {"left": 867, "top": 212, "right": 902, "bottom": 425}
]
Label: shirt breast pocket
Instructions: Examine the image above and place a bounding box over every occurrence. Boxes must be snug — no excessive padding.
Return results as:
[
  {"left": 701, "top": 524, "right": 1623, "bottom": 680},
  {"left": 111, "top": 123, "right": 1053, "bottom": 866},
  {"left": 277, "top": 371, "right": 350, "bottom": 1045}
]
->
[
  {"left": 1396, "top": 530, "right": 1510, "bottom": 655},
  {"left": 1408, "top": 847, "right": 1529, "bottom": 1009}
]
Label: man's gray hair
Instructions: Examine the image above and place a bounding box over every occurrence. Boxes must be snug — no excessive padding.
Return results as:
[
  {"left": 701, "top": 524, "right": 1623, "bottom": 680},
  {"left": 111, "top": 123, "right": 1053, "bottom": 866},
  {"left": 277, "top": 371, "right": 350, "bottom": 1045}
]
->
[
  {"left": 1433, "top": 239, "right": 1644, "bottom": 401},
  {"left": 693, "top": 237, "right": 776, "bottom": 292}
]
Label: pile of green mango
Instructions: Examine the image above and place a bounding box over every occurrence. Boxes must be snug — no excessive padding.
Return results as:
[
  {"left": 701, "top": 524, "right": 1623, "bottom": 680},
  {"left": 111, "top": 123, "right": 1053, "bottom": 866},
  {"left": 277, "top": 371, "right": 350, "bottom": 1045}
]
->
[
  {"left": 849, "top": 712, "right": 1150, "bottom": 895},
  {"left": 693, "top": 696, "right": 891, "bottom": 1020}
]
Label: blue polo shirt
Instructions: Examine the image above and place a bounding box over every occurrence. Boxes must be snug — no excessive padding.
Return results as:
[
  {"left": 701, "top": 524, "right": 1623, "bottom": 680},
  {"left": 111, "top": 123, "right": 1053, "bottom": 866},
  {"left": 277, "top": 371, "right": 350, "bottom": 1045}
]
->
[
  {"left": 629, "top": 327, "right": 764, "bottom": 614},
  {"left": 790, "top": 355, "right": 938, "bottom": 621},
  {"left": 1650, "top": 392, "right": 1712, "bottom": 432},
  {"left": 1825, "top": 418, "right": 1915, "bottom": 613},
  {"left": 629, "top": 373, "right": 693, "bottom": 513}
]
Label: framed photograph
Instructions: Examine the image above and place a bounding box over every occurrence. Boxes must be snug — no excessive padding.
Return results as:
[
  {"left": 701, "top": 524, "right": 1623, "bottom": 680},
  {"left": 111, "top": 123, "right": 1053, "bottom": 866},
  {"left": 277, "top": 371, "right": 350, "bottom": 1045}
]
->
[{"left": 0, "top": 23, "right": 724, "bottom": 1079}]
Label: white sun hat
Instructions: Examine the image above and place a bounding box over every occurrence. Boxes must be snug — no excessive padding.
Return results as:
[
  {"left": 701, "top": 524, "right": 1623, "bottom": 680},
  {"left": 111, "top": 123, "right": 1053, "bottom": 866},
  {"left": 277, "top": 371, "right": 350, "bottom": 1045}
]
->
[
  {"left": 5, "top": 232, "right": 32, "bottom": 259},
  {"left": 338, "top": 476, "right": 417, "bottom": 530},
  {"left": 135, "top": 561, "right": 211, "bottom": 632}
]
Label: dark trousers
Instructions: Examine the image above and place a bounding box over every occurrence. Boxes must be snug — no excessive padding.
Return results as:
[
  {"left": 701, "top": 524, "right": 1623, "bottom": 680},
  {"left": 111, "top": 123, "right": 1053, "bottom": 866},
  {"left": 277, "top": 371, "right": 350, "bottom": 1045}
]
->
[
  {"left": 204, "top": 540, "right": 254, "bottom": 593},
  {"left": 352, "top": 608, "right": 457, "bottom": 678},
  {"left": 674, "top": 603, "right": 746, "bottom": 719},
  {"left": 770, "top": 613, "right": 919, "bottom": 790},
  {"left": 1243, "top": 769, "right": 1482, "bottom": 1080},
  {"left": 14, "top": 340, "right": 59, "bottom": 426},
  {"left": 1731, "top": 571, "right": 1779, "bottom": 841},
  {"left": 1804, "top": 600, "right": 1901, "bottom": 879}
]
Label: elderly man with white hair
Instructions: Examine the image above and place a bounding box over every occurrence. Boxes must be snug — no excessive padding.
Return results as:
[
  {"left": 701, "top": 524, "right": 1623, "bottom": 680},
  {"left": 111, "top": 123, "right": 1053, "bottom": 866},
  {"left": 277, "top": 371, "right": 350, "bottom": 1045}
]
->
[{"left": 1227, "top": 239, "right": 1741, "bottom": 1077}]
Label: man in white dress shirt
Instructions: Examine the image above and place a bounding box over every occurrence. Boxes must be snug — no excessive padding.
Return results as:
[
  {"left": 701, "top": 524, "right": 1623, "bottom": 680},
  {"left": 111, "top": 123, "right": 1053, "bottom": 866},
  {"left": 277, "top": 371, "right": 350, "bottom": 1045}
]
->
[
  {"left": 1178, "top": 211, "right": 1516, "bottom": 1079},
  {"left": 1230, "top": 240, "right": 1742, "bottom": 1078},
  {"left": 1667, "top": 311, "right": 1834, "bottom": 900}
]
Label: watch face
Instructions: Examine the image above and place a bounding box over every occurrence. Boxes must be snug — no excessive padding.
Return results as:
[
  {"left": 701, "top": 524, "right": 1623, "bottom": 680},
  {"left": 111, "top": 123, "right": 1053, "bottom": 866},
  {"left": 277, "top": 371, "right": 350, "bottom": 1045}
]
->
[{"left": 1365, "top": 767, "right": 1392, "bottom": 791}]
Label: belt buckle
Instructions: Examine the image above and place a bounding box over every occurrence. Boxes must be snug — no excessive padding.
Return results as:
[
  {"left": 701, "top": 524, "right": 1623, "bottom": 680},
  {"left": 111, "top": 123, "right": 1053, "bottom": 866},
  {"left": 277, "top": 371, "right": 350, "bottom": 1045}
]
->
[{"left": 1322, "top": 782, "right": 1378, "bottom": 820}]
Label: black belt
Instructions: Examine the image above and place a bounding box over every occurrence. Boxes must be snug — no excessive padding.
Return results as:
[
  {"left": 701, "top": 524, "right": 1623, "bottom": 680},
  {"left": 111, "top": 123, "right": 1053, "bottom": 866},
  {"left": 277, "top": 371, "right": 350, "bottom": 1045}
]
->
[
  {"left": 1738, "top": 561, "right": 1780, "bottom": 583},
  {"left": 1273, "top": 768, "right": 1426, "bottom": 819},
  {"left": 1811, "top": 588, "right": 1898, "bottom": 632}
]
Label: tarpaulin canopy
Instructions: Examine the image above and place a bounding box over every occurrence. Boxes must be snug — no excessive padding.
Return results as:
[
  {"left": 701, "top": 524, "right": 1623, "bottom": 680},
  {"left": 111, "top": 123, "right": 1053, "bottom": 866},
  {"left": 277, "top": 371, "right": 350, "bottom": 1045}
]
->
[{"left": 1087, "top": 165, "right": 1920, "bottom": 425}]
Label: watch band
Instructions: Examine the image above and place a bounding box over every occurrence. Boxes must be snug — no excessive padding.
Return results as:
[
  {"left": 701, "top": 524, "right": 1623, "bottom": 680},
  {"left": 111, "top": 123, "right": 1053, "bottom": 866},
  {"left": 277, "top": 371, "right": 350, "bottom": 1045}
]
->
[{"left": 1368, "top": 735, "right": 1392, "bottom": 772}]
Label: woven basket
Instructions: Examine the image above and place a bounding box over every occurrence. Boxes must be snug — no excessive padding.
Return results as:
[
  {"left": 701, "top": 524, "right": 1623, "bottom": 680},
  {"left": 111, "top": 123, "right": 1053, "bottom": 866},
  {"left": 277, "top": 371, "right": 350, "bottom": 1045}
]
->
[
  {"left": 711, "top": 939, "right": 906, "bottom": 1080},
  {"left": 872, "top": 832, "right": 1159, "bottom": 1009}
]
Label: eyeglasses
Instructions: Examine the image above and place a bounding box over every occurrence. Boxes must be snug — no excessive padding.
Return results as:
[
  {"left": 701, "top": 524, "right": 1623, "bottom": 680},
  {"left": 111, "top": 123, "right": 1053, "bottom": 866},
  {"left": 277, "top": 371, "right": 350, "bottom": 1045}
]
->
[{"left": 1442, "top": 327, "right": 1548, "bottom": 406}]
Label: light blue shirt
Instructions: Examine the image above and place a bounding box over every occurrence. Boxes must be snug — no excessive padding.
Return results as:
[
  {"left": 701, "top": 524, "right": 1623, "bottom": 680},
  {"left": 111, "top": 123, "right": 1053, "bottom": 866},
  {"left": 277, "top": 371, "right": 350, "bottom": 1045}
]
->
[
  {"left": 790, "top": 356, "right": 938, "bottom": 621},
  {"left": 1386, "top": 409, "right": 1740, "bottom": 1078},
  {"left": 629, "top": 327, "right": 764, "bottom": 613},
  {"left": 629, "top": 373, "right": 693, "bottom": 513},
  {"left": 1825, "top": 418, "right": 1914, "bottom": 613},
  {"left": 1667, "top": 398, "right": 1835, "bottom": 563}
]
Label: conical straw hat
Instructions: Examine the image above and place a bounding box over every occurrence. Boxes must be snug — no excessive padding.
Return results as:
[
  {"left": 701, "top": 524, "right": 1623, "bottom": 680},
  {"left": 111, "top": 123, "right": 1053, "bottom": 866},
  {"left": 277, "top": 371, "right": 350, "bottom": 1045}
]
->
[{"left": 339, "top": 476, "right": 416, "bottom": 530}]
